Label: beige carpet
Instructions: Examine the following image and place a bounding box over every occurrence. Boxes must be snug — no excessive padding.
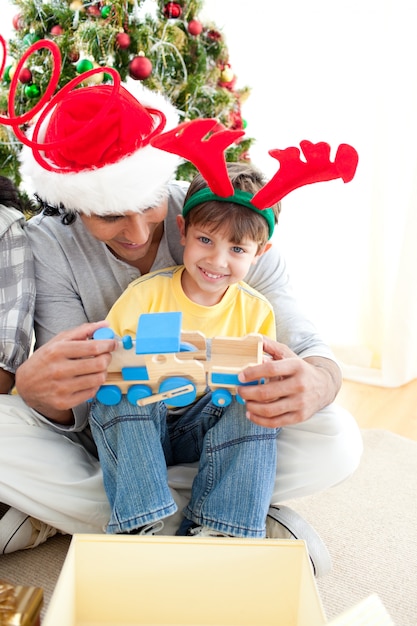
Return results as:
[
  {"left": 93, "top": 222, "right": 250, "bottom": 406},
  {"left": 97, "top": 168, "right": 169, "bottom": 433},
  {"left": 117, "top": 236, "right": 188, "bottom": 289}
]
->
[{"left": 0, "top": 429, "right": 416, "bottom": 625}]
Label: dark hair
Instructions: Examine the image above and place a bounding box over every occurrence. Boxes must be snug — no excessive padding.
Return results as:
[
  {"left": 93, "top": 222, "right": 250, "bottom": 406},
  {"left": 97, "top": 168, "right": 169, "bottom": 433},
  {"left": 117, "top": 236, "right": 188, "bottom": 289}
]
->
[
  {"left": 33, "top": 195, "right": 77, "bottom": 224},
  {"left": 0, "top": 176, "right": 37, "bottom": 215},
  {"left": 183, "top": 162, "right": 281, "bottom": 248}
]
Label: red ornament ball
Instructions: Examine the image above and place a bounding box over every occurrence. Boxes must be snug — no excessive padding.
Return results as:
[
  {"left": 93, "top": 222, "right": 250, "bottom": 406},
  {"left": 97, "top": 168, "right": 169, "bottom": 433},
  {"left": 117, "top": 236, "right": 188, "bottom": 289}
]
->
[
  {"left": 129, "top": 55, "right": 152, "bottom": 80},
  {"left": 18, "top": 68, "right": 32, "bottom": 84},
  {"left": 206, "top": 29, "right": 222, "bottom": 41},
  {"left": 116, "top": 32, "right": 131, "bottom": 49},
  {"left": 163, "top": 2, "right": 182, "bottom": 19},
  {"left": 68, "top": 48, "right": 80, "bottom": 63},
  {"left": 50, "top": 25, "right": 64, "bottom": 36},
  {"left": 12, "top": 13, "right": 24, "bottom": 30},
  {"left": 188, "top": 19, "right": 202, "bottom": 36},
  {"left": 87, "top": 5, "right": 101, "bottom": 17}
]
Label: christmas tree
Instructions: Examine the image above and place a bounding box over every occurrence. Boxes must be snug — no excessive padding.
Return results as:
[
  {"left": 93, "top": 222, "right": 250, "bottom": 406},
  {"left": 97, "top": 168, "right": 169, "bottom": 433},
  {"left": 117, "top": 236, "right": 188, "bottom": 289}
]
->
[{"left": 0, "top": 0, "right": 253, "bottom": 189}]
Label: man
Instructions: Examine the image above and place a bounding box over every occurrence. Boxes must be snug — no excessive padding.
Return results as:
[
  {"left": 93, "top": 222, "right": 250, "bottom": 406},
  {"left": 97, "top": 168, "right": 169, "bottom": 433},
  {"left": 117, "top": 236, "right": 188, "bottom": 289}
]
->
[{"left": 0, "top": 48, "right": 362, "bottom": 576}]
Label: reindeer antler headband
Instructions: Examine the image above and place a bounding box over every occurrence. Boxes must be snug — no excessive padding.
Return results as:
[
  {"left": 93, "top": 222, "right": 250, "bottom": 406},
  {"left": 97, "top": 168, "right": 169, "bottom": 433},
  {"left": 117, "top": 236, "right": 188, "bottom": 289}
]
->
[{"left": 150, "top": 120, "right": 359, "bottom": 239}]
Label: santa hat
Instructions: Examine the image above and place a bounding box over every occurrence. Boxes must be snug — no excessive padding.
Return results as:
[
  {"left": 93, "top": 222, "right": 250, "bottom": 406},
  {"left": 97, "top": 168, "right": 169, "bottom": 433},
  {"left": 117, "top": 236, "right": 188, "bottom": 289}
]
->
[{"left": 20, "top": 78, "right": 180, "bottom": 216}]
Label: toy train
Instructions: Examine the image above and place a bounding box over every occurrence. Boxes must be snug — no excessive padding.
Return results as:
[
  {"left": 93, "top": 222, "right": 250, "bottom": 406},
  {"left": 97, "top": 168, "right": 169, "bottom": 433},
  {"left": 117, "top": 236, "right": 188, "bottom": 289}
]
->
[{"left": 93, "top": 311, "right": 264, "bottom": 408}]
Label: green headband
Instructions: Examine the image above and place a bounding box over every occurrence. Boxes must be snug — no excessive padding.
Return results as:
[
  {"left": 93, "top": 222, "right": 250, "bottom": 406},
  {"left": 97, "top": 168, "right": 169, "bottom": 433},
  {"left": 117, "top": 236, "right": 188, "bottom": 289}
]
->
[{"left": 182, "top": 188, "right": 276, "bottom": 239}]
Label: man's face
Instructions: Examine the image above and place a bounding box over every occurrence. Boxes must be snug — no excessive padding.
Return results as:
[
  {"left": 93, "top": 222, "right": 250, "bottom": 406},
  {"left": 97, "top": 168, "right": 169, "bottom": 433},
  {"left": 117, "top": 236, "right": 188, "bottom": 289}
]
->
[{"left": 79, "top": 199, "right": 168, "bottom": 266}]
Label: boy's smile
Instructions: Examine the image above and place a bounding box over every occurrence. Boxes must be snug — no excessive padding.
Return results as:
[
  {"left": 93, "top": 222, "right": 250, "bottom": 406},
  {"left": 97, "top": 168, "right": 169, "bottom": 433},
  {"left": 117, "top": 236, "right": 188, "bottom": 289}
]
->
[{"left": 177, "top": 217, "right": 263, "bottom": 306}]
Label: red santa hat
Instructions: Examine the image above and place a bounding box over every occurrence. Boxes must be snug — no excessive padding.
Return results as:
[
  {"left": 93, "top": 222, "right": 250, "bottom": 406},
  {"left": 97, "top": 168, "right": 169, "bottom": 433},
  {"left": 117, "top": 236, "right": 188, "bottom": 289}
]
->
[{"left": 20, "top": 78, "right": 180, "bottom": 216}]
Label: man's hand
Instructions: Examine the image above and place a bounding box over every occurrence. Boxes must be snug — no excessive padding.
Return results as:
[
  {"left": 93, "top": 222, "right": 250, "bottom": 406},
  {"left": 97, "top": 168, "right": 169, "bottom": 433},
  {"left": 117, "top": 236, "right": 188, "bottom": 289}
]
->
[
  {"left": 237, "top": 336, "right": 342, "bottom": 428},
  {"left": 15, "top": 321, "right": 118, "bottom": 425}
]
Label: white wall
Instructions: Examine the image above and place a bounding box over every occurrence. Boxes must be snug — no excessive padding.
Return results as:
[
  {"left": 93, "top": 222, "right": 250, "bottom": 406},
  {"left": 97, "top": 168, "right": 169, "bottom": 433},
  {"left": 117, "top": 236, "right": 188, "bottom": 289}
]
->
[
  {"left": 3, "top": 2, "right": 15, "bottom": 38},
  {"left": 202, "top": 1, "right": 417, "bottom": 388},
  {"left": 202, "top": 1, "right": 369, "bottom": 345}
]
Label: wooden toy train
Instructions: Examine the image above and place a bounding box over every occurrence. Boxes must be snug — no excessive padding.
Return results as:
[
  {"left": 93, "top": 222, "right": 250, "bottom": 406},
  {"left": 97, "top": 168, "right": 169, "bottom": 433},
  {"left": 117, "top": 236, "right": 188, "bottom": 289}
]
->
[{"left": 93, "top": 312, "right": 264, "bottom": 408}]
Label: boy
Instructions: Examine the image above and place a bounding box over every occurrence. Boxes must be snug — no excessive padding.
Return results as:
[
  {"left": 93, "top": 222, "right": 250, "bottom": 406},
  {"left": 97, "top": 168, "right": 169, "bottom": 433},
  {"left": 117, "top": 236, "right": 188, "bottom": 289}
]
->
[{"left": 89, "top": 162, "right": 281, "bottom": 538}]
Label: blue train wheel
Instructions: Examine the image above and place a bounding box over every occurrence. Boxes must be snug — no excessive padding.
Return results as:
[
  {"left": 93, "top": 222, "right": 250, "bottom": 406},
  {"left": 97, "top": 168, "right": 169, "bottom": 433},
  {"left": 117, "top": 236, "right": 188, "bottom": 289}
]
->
[
  {"left": 212, "top": 388, "right": 232, "bottom": 407},
  {"left": 127, "top": 384, "right": 153, "bottom": 406},
  {"left": 93, "top": 327, "right": 116, "bottom": 340},
  {"left": 96, "top": 385, "right": 122, "bottom": 406},
  {"left": 159, "top": 377, "right": 197, "bottom": 407}
]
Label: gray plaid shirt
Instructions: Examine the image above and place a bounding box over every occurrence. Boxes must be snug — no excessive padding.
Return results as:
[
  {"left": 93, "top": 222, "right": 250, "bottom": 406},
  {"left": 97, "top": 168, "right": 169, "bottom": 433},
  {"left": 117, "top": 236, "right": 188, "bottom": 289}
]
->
[{"left": 0, "top": 205, "right": 35, "bottom": 374}]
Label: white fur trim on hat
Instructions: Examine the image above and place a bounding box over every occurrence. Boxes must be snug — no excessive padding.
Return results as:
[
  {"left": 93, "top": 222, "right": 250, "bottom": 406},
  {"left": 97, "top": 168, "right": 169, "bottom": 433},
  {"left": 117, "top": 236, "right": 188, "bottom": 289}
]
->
[{"left": 20, "top": 80, "right": 181, "bottom": 216}]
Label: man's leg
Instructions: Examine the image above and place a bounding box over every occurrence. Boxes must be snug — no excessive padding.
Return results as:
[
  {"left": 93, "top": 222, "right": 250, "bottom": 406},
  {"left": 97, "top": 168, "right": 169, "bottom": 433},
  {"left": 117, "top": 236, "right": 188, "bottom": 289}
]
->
[
  {"left": 270, "top": 403, "right": 363, "bottom": 501},
  {"left": 0, "top": 395, "right": 185, "bottom": 551},
  {"left": 268, "top": 403, "right": 362, "bottom": 577},
  {"left": 0, "top": 395, "right": 110, "bottom": 536},
  {"left": 1, "top": 393, "right": 362, "bottom": 562}
]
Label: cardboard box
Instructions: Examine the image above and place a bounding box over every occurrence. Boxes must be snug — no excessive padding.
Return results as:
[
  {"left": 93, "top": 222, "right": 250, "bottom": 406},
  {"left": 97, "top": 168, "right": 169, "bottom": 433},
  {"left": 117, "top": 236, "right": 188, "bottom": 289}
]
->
[
  {"left": 43, "top": 534, "right": 326, "bottom": 626},
  {"left": 326, "top": 594, "right": 394, "bottom": 626}
]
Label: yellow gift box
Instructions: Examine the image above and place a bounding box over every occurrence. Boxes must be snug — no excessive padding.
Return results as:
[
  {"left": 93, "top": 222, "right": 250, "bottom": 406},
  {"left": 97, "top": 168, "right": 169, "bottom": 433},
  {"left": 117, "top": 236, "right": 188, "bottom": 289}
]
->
[
  {"left": 43, "top": 534, "right": 327, "bottom": 626},
  {"left": 0, "top": 580, "right": 43, "bottom": 626}
]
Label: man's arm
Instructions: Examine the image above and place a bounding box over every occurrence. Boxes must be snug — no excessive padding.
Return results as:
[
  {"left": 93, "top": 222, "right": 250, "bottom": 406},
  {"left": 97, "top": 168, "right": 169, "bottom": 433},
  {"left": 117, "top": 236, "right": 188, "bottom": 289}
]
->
[
  {"left": 15, "top": 322, "right": 118, "bottom": 426},
  {"left": 0, "top": 209, "right": 36, "bottom": 394},
  {"left": 22, "top": 216, "right": 127, "bottom": 429},
  {"left": 244, "top": 240, "right": 334, "bottom": 359}
]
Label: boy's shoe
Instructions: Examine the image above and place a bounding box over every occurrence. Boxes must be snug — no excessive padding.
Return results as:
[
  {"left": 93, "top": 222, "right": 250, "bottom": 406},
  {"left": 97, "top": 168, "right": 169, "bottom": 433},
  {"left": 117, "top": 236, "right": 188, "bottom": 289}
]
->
[
  {"left": 128, "top": 520, "right": 164, "bottom": 535},
  {"left": 0, "top": 507, "right": 58, "bottom": 554},
  {"left": 186, "top": 524, "right": 233, "bottom": 538},
  {"left": 266, "top": 505, "right": 332, "bottom": 577}
]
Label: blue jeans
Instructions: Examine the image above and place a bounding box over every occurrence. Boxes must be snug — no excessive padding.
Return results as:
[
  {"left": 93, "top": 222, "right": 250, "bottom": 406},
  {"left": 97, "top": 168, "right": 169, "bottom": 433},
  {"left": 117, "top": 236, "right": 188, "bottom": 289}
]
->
[{"left": 89, "top": 393, "right": 280, "bottom": 537}]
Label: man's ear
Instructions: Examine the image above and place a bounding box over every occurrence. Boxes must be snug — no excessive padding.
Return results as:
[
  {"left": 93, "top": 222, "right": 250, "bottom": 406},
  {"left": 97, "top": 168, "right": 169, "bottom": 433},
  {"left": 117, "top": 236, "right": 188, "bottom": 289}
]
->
[{"left": 176, "top": 214, "right": 186, "bottom": 244}]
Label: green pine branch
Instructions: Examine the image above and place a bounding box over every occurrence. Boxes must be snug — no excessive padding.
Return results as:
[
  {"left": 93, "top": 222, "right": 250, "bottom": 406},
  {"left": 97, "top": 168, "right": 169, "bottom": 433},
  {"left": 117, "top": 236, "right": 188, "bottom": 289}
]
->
[{"left": 1, "top": 0, "right": 254, "bottom": 191}]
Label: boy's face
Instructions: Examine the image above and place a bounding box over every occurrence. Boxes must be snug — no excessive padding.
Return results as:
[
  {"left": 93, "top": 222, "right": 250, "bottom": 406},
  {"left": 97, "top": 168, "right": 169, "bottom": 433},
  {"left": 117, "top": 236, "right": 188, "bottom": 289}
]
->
[{"left": 177, "top": 215, "right": 266, "bottom": 306}]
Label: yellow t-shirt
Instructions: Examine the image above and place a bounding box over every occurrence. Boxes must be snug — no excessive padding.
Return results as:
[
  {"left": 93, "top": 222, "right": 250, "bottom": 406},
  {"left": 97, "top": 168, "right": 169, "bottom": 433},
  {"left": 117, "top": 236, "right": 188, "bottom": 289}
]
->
[{"left": 106, "top": 265, "right": 276, "bottom": 340}]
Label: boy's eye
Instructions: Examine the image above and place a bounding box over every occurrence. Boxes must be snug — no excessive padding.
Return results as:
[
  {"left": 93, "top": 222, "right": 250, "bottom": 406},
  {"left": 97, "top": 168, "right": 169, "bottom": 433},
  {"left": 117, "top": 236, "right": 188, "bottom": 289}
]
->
[
  {"left": 199, "top": 236, "right": 212, "bottom": 244},
  {"left": 232, "top": 246, "right": 244, "bottom": 254}
]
